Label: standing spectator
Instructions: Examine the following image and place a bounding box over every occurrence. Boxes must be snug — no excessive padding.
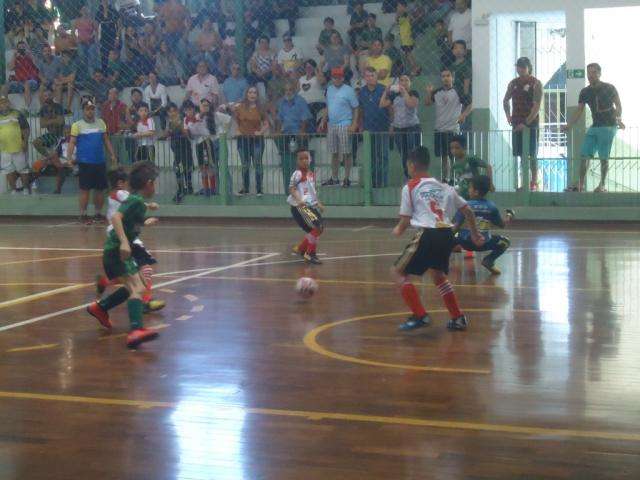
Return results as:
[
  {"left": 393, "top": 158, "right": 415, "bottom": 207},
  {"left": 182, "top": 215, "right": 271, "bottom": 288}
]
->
[
  {"left": 144, "top": 72, "right": 169, "bottom": 130},
  {"left": 365, "top": 39, "right": 393, "bottom": 87},
  {"left": 380, "top": 74, "right": 421, "bottom": 178},
  {"left": 435, "top": 18, "right": 452, "bottom": 69},
  {"left": 298, "top": 59, "right": 327, "bottom": 129},
  {"left": 249, "top": 36, "right": 276, "bottom": 99},
  {"left": 67, "top": 99, "right": 117, "bottom": 224},
  {"left": 396, "top": 1, "right": 420, "bottom": 76},
  {"left": 359, "top": 67, "right": 391, "bottom": 187},
  {"left": 36, "top": 46, "right": 62, "bottom": 105},
  {"left": 155, "top": 41, "right": 185, "bottom": 86},
  {"left": 106, "top": 49, "right": 131, "bottom": 90},
  {"left": 426, "top": 68, "right": 472, "bottom": 183},
  {"left": 95, "top": 0, "right": 121, "bottom": 73},
  {"left": 54, "top": 25, "right": 77, "bottom": 55},
  {"left": 0, "top": 96, "right": 30, "bottom": 194},
  {"left": 184, "top": 99, "right": 222, "bottom": 197},
  {"left": 276, "top": 80, "right": 312, "bottom": 190},
  {"left": 185, "top": 61, "right": 220, "bottom": 108},
  {"left": 222, "top": 62, "right": 249, "bottom": 104},
  {"left": 161, "top": 103, "right": 194, "bottom": 202},
  {"left": 277, "top": 33, "right": 303, "bottom": 77},
  {"left": 133, "top": 104, "right": 156, "bottom": 162},
  {"left": 384, "top": 33, "right": 405, "bottom": 78},
  {"left": 358, "top": 14, "right": 383, "bottom": 53},
  {"left": 564, "top": 63, "right": 624, "bottom": 193},
  {"left": 321, "top": 67, "right": 359, "bottom": 187},
  {"left": 253, "top": 0, "right": 276, "bottom": 38},
  {"left": 55, "top": 51, "right": 77, "bottom": 113},
  {"left": 448, "top": 0, "right": 472, "bottom": 53},
  {"left": 348, "top": 1, "right": 369, "bottom": 51},
  {"left": 316, "top": 17, "right": 338, "bottom": 56},
  {"left": 3, "top": 41, "right": 40, "bottom": 112},
  {"left": 25, "top": 0, "right": 53, "bottom": 26},
  {"left": 129, "top": 89, "right": 149, "bottom": 125},
  {"left": 273, "top": 0, "right": 299, "bottom": 36},
  {"left": 321, "top": 32, "right": 352, "bottom": 84},
  {"left": 503, "top": 57, "right": 543, "bottom": 191},
  {"left": 101, "top": 87, "right": 132, "bottom": 163},
  {"left": 450, "top": 40, "right": 471, "bottom": 97},
  {"left": 229, "top": 86, "right": 269, "bottom": 196},
  {"left": 74, "top": 6, "right": 100, "bottom": 74},
  {"left": 159, "top": 0, "right": 190, "bottom": 46}
]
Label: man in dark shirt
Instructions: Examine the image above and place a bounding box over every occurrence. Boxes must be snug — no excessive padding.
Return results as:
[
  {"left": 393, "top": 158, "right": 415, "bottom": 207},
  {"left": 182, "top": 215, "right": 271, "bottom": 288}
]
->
[
  {"left": 564, "top": 63, "right": 624, "bottom": 192},
  {"left": 348, "top": 1, "right": 368, "bottom": 50}
]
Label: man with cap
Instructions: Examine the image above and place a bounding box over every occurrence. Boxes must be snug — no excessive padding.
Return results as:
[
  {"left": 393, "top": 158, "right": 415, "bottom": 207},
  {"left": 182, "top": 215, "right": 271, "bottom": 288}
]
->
[
  {"left": 276, "top": 32, "right": 303, "bottom": 77},
  {"left": 0, "top": 96, "right": 30, "bottom": 194},
  {"left": 503, "top": 56, "right": 543, "bottom": 191},
  {"left": 321, "top": 67, "right": 359, "bottom": 187},
  {"left": 67, "top": 99, "right": 117, "bottom": 224}
]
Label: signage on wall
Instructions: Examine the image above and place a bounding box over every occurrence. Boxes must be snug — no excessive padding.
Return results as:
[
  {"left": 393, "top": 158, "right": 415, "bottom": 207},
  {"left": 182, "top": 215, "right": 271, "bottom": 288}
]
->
[{"left": 567, "top": 69, "right": 585, "bottom": 79}]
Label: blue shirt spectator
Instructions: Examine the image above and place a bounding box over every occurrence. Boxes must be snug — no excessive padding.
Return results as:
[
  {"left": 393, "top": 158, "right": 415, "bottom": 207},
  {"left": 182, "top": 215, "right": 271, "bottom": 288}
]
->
[
  {"left": 327, "top": 82, "right": 359, "bottom": 127},
  {"left": 277, "top": 93, "right": 312, "bottom": 134},
  {"left": 222, "top": 63, "right": 249, "bottom": 104},
  {"left": 358, "top": 80, "right": 389, "bottom": 131}
]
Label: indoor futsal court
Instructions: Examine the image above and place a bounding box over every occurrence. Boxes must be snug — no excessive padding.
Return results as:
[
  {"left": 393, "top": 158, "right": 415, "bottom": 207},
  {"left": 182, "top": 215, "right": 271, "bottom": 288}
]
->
[{"left": 0, "top": 217, "right": 639, "bottom": 479}]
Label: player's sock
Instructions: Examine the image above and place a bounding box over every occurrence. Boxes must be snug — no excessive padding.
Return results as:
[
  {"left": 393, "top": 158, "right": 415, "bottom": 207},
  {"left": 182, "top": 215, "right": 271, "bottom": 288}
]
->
[
  {"left": 307, "top": 228, "right": 321, "bottom": 254},
  {"left": 209, "top": 175, "right": 216, "bottom": 193},
  {"left": 98, "top": 287, "right": 130, "bottom": 311},
  {"left": 202, "top": 175, "right": 210, "bottom": 191},
  {"left": 140, "top": 266, "right": 154, "bottom": 303},
  {"left": 297, "top": 237, "right": 309, "bottom": 254},
  {"left": 401, "top": 282, "right": 427, "bottom": 318},
  {"left": 127, "top": 298, "right": 144, "bottom": 330},
  {"left": 437, "top": 280, "right": 462, "bottom": 319}
]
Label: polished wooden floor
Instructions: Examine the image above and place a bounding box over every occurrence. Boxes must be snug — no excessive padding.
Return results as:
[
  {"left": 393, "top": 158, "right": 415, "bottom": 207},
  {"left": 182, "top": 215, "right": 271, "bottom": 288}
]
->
[{"left": 0, "top": 218, "right": 639, "bottom": 480}]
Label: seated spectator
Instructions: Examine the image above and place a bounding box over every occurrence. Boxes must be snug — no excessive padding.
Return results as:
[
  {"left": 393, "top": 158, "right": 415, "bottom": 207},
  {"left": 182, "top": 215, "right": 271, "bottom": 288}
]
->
[
  {"left": 253, "top": 0, "right": 276, "bottom": 38},
  {"left": 276, "top": 80, "right": 312, "bottom": 188},
  {"left": 316, "top": 17, "right": 338, "bottom": 56},
  {"left": 54, "top": 25, "right": 77, "bottom": 55},
  {"left": 54, "top": 50, "right": 77, "bottom": 113},
  {"left": 194, "top": 19, "right": 223, "bottom": 77},
  {"left": 106, "top": 49, "right": 132, "bottom": 90},
  {"left": 384, "top": 33, "right": 405, "bottom": 78},
  {"left": 36, "top": 46, "right": 61, "bottom": 104},
  {"left": 396, "top": 1, "right": 420, "bottom": 76},
  {"left": 366, "top": 40, "right": 393, "bottom": 87},
  {"left": 185, "top": 61, "right": 220, "bottom": 108},
  {"left": 249, "top": 36, "right": 276, "bottom": 98},
  {"left": 222, "top": 62, "right": 249, "bottom": 104},
  {"left": 357, "top": 14, "right": 383, "bottom": 53},
  {"left": 85, "top": 70, "right": 111, "bottom": 105},
  {"left": 428, "top": 0, "right": 454, "bottom": 26},
  {"left": 32, "top": 124, "right": 72, "bottom": 194},
  {"left": 159, "top": 0, "right": 190, "bottom": 45},
  {"left": 3, "top": 41, "right": 40, "bottom": 111},
  {"left": 273, "top": 0, "right": 299, "bottom": 36},
  {"left": 382, "top": 0, "right": 399, "bottom": 13},
  {"left": 95, "top": 0, "right": 121, "bottom": 73},
  {"left": 138, "top": 28, "right": 160, "bottom": 76},
  {"left": 144, "top": 72, "right": 169, "bottom": 130},
  {"left": 348, "top": 1, "right": 369, "bottom": 50},
  {"left": 298, "top": 59, "right": 327, "bottom": 129},
  {"left": 74, "top": 6, "right": 100, "bottom": 74},
  {"left": 155, "top": 41, "right": 186, "bottom": 86},
  {"left": 435, "top": 19, "right": 453, "bottom": 69},
  {"left": 451, "top": 40, "right": 471, "bottom": 97},
  {"left": 449, "top": 0, "right": 472, "bottom": 53},
  {"left": 277, "top": 33, "right": 303, "bottom": 78},
  {"left": 194, "top": 0, "right": 228, "bottom": 38},
  {"left": 26, "top": 23, "right": 49, "bottom": 62},
  {"left": 33, "top": 88, "right": 65, "bottom": 162},
  {"left": 321, "top": 32, "right": 352, "bottom": 83},
  {"left": 0, "top": 96, "right": 30, "bottom": 194},
  {"left": 5, "top": 2, "right": 26, "bottom": 40}
]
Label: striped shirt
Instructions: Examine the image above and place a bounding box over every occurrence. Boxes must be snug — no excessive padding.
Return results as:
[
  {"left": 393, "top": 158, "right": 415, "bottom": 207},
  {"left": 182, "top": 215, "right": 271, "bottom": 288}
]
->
[{"left": 70, "top": 118, "right": 106, "bottom": 164}]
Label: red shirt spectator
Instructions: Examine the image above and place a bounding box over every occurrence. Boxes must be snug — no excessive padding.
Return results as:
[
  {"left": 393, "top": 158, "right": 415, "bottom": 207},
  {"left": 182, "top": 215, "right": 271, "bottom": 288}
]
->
[
  {"left": 102, "top": 89, "right": 132, "bottom": 134},
  {"left": 12, "top": 46, "right": 39, "bottom": 82}
]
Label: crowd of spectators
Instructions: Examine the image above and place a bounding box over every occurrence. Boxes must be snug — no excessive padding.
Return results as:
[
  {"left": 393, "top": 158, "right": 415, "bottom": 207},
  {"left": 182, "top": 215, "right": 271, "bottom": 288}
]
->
[{"left": 1, "top": 0, "right": 475, "bottom": 197}]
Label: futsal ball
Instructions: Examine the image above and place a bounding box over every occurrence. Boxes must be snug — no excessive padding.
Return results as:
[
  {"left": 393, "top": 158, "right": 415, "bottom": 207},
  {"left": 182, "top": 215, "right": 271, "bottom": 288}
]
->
[{"left": 296, "top": 277, "right": 318, "bottom": 299}]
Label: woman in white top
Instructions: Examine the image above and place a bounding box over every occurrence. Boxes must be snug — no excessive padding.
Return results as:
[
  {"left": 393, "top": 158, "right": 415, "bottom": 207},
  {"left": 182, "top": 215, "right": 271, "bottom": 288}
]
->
[
  {"left": 144, "top": 71, "right": 169, "bottom": 129},
  {"left": 298, "top": 59, "right": 327, "bottom": 130}
]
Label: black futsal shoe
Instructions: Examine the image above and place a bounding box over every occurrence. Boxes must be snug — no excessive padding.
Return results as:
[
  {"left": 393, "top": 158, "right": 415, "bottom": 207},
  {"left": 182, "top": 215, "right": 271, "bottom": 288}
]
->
[
  {"left": 398, "top": 315, "right": 431, "bottom": 331},
  {"left": 447, "top": 315, "right": 469, "bottom": 331},
  {"left": 304, "top": 252, "right": 322, "bottom": 265}
]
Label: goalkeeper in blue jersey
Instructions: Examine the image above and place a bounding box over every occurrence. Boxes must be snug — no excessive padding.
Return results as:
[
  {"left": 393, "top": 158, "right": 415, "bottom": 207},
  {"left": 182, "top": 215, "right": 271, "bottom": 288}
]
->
[{"left": 453, "top": 175, "right": 513, "bottom": 275}]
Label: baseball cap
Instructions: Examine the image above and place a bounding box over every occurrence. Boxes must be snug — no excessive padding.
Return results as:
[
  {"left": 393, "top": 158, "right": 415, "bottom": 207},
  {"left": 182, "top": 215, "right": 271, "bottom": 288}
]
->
[
  {"left": 515, "top": 57, "right": 532, "bottom": 69},
  {"left": 82, "top": 99, "right": 96, "bottom": 108},
  {"left": 331, "top": 67, "right": 345, "bottom": 78}
]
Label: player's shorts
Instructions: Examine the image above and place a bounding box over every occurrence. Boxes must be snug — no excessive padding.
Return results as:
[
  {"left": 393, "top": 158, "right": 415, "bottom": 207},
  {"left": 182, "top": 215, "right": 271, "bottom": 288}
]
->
[
  {"left": 103, "top": 248, "right": 139, "bottom": 280},
  {"left": 131, "top": 239, "right": 157, "bottom": 267},
  {"left": 327, "top": 124, "right": 351, "bottom": 155},
  {"left": 512, "top": 127, "right": 539, "bottom": 157},
  {"left": 0, "top": 151, "right": 29, "bottom": 174},
  {"left": 581, "top": 126, "right": 617, "bottom": 160},
  {"left": 291, "top": 205, "right": 323, "bottom": 233},
  {"left": 78, "top": 162, "right": 108, "bottom": 190},
  {"left": 434, "top": 131, "right": 456, "bottom": 157},
  {"left": 395, "top": 228, "right": 454, "bottom": 276},
  {"left": 456, "top": 233, "right": 510, "bottom": 253}
]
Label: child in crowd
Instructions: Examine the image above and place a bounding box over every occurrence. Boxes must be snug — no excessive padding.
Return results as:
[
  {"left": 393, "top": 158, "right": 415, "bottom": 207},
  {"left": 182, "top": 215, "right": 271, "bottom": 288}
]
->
[
  {"left": 134, "top": 104, "right": 156, "bottom": 162},
  {"left": 87, "top": 161, "right": 162, "bottom": 348},
  {"left": 289, "top": 149, "right": 325, "bottom": 265},
  {"left": 396, "top": 1, "right": 420, "bottom": 76},
  {"left": 454, "top": 175, "right": 513, "bottom": 275},
  {"left": 162, "top": 103, "right": 194, "bottom": 203},
  {"left": 392, "top": 146, "right": 483, "bottom": 332}
]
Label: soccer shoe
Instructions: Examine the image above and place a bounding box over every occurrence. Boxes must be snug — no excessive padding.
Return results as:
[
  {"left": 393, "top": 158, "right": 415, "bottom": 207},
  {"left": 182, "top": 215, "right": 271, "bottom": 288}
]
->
[
  {"left": 481, "top": 259, "right": 501, "bottom": 275},
  {"left": 304, "top": 252, "right": 322, "bottom": 265},
  {"left": 143, "top": 299, "right": 166, "bottom": 313},
  {"left": 126, "top": 328, "right": 159, "bottom": 349},
  {"left": 342, "top": 178, "right": 351, "bottom": 188},
  {"left": 93, "top": 213, "right": 106, "bottom": 224},
  {"left": 87, "top": 302, "right": 112, "bottom": 330},
  {"left": 447, "top": 315, "right": 469, "bottom": 331},
  {"left": 95, "top": 274, "right": 110, "bottom": 296},
  {"left": 292, "top": 245, "right": 305, "bottom": 257},
  {"left": 398, "top": 315, "right": 431, "bottom": 331},
  {"left": 464, "top": 250, "right": 475, "bottom": 259}
]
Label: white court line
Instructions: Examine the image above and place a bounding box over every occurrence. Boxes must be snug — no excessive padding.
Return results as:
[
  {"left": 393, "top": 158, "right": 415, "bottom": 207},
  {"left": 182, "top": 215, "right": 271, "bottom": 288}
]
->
[
  {"left": 0, "top": 284, "right": 90, "bottom": 310},
  {"left": 0, "top": 252, "right": 279, "bottom": 333},
  {"left": 352, "top": 225, "right": 375, "bottom": 232},
  {"left": 0, "top": 247, "right": 272, "bottom": 255}
]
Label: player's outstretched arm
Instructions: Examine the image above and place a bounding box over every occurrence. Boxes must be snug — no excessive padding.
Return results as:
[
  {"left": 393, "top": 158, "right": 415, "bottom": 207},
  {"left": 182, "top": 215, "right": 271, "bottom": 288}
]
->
[{"left": 459, "top": 205, "right": 483, "bottom": 246}]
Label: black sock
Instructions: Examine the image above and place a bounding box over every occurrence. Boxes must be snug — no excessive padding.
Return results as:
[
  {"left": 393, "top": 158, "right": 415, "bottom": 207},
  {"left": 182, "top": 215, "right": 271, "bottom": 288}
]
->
[{"left": 99, "top": 287, "right": 130, "bottom": 311}]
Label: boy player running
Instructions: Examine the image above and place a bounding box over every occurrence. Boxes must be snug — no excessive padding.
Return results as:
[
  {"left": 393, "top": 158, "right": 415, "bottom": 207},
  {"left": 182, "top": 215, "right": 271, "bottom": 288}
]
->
[{"left": 392, "top": 146, "right": 483, "bottom": 331}]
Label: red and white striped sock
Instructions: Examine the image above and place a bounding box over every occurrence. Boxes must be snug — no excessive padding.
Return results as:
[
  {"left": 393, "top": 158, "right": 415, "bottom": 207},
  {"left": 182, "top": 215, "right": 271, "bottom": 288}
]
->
[
  {"left": 140, "top": 265, "right": 153, "bottom": 303},
  {"left": 437, "top": 280, "right": 462, "bottom": 319}
]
